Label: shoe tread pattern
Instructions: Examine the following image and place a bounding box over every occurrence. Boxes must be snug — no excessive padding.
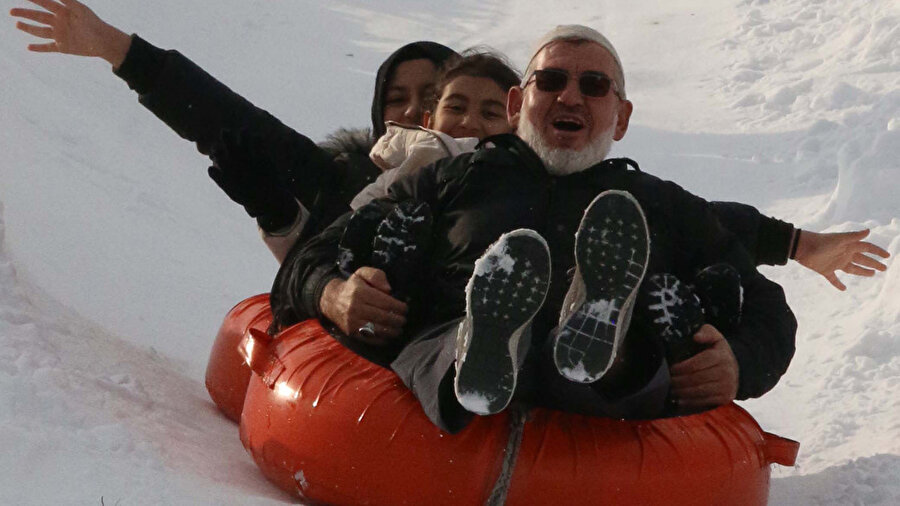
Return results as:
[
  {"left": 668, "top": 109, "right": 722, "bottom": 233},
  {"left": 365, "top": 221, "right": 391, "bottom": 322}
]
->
[
  {"left": 555, "top": 193, "right": 649, "bottom": 382},
  {"left": 456, "top": 233, "right": 550, "bottom": 414}
]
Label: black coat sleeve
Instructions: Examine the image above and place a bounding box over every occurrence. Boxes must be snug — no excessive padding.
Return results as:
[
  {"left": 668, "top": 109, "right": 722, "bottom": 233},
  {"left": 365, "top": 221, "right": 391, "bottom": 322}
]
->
[
  {"left": 113, "top": 35, "right": 341, "bottom": 215},
  {"left": 710, "top": 201, "right": 797, "bottom": 267},
  {"left": 665, "top": 184, "right": 797, "bottom": 399},
  {"left": 269, "top": 210, "right": 349, "bottom": 331}
]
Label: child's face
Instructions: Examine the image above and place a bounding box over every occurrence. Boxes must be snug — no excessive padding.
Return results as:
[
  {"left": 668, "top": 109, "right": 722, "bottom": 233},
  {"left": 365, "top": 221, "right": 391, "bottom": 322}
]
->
[{"left": 426, "top": 75, "right": 512, "bottom": 139}]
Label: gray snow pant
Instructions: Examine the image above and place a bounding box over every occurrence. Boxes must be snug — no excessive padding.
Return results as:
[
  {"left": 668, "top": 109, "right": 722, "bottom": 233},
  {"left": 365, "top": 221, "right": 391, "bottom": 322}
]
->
[{"left": 391, "top": 318, "right": 671, "bottom": 433}]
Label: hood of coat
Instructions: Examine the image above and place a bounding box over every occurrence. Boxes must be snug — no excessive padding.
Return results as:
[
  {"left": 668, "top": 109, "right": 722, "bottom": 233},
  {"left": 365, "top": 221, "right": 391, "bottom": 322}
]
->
[{"left": 370, "top": 41, "right": 458, "bottom": 139}]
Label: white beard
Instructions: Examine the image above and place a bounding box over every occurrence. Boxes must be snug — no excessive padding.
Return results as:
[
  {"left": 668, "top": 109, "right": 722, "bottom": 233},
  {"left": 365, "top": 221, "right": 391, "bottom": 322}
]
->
[{"left": 517, "top": 108, "right": 615, "bottom": 176}]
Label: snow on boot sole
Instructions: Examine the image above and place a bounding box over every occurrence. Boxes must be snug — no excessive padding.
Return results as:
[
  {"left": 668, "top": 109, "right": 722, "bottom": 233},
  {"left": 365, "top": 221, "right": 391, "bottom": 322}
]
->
[
  {"left": 639, "top": 273, "right": 705, "bottom": 364},
  {"left": 554, "top": 191, "right": 650, "bottom": 383},
  {"left": 455, "top": 230, "right": 550, "bottom": 415}
]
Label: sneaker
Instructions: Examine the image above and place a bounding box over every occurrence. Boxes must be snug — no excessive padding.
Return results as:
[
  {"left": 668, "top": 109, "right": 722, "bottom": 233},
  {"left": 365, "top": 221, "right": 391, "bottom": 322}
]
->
[
  {"left": 553, "top": 190, "right": 650, "bottom": 383},
  {"left": 692, "top": 263, "right": 742, "bottom": 335},
  {"left": 636, "top": 273, "right": 705, "bottom": 365},
  {"left": 370, "top": 200, "right": 432, "bottom": 301},
  {"left": 454, "top": 229, "right": 551, "bottom": 415}
]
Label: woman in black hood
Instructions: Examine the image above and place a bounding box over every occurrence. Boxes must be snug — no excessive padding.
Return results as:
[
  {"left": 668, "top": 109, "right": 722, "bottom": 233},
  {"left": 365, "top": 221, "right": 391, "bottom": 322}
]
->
[
  {"left": 371, "top": 42, "right": 458, "bottom": 139},
  {"left": 11, "top": 0, "right": 457, "bottom": 257}
]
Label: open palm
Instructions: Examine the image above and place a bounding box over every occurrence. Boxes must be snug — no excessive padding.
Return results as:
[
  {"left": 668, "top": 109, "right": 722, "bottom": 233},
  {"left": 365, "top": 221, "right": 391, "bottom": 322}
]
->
[
  {"left": 796, "top": 229, "right": 891, "bottom": 290},
  {"left": 10, "top": 0, "right": 128, "bottom": 64}
]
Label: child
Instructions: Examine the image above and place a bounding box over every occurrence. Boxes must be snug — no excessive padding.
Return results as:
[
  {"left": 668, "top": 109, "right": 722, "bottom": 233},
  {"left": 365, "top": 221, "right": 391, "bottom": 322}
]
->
[{"left": 259, "top": 49, "right": 519, "bottom": 263}]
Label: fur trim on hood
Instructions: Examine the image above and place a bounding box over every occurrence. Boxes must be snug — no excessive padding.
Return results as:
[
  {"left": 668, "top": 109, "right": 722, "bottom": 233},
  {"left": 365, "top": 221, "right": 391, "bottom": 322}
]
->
[{"left": 318, "top": 127, "right": 376, "bottom": 158}]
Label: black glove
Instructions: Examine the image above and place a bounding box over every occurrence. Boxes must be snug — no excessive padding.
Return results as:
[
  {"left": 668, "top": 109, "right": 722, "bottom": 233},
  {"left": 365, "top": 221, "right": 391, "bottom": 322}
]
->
[{"left": 208, "top": 129, "right": 300, "bottom": 232}]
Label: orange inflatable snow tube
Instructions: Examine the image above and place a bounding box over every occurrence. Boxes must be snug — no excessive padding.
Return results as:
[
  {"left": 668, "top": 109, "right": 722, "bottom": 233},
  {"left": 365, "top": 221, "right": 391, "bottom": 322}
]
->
[
  {"left": 222, "top": 297, "right": 799, "bottom": 506},
  {"left": 205, "top": 293, "right": 272, "bottom": 422}
]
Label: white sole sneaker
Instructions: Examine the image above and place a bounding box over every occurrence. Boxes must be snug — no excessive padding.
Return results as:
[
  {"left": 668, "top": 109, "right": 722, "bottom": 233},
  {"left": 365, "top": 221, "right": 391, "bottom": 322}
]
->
[
  {"left": 553, "top": 190, "right": 650, "bottom": 383},
  {"left": 454, "top": 229, "right": 551, "bottom": 415}
]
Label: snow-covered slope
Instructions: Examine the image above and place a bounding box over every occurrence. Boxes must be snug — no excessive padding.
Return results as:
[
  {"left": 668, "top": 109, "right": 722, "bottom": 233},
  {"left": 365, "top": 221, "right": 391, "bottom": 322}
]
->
[{"left": 1, "top": 0, "right": 897, "bottom": 504}]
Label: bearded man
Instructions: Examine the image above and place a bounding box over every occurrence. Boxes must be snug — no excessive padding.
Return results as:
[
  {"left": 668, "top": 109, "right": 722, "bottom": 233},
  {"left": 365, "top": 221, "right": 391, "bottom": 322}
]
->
[{"left": 269, "top": 26, "right": 797, "bottom": 433}]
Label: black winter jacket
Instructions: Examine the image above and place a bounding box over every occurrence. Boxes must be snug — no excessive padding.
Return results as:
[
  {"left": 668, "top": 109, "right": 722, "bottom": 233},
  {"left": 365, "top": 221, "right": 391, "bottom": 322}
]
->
[
  {"left": 272, "top": 135, "right": 797, "bottom": 400},
  {"left": 113, "top": 35, "right": 379, "bottom": 235},
  {"left": 112, "top": 35, "right": 793, "bottom": 263}
]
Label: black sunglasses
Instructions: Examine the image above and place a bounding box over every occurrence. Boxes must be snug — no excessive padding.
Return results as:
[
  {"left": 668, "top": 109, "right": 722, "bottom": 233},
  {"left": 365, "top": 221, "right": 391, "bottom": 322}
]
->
[{"left": 526, "top": 68, "right": 622, "bottom": 99}]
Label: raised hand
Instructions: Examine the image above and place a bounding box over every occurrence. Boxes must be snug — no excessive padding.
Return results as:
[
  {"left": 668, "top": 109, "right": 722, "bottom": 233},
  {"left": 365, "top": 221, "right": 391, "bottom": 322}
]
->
[
  {"left": 10, "top": 0, "right": 131, "bottom": 67},
  {"left": 794, "top": 229, "right": 891, "bottom": 291}
]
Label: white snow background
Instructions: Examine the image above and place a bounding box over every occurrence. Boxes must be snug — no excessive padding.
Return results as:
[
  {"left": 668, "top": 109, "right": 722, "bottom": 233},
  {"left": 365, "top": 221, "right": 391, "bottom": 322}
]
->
[{"left": 1, "top": 0, "right": 898, "bottom": 504}]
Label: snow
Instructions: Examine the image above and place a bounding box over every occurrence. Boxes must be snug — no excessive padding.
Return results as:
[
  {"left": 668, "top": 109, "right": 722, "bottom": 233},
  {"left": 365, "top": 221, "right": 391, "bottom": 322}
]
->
[
  {"left": 1, "top": 0, "right": 898, "bottom": 504},
  {"left": 455, "top": 391, "right": 494, "bottom": 416}
]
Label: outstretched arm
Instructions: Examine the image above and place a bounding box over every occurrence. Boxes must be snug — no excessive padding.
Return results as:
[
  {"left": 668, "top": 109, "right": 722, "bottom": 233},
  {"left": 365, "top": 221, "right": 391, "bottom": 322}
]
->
[
  {"left": 794, "top": 229, "right": 890, "bottom": 291},
  {"left": 709, "top": 202, "right": 890, "bottom": 290},
  {"left": 10, "top": 0, "right": 131, "bottom": 68},
  {"left": 13, "top": 0, "right": 357, "bottom": 238}
]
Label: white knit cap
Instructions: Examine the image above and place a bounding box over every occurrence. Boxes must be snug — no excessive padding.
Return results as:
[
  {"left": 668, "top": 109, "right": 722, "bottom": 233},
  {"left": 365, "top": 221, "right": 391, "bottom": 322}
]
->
[{"left": 523, "top": 25, "right": 626, "bottom": 98}]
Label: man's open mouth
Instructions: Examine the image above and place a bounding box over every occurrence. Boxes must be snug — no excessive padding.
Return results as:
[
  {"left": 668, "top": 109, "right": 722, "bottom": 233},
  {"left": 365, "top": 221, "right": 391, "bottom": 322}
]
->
[{"left": 552, "top": 117, "right": 585, "bottom": 132}]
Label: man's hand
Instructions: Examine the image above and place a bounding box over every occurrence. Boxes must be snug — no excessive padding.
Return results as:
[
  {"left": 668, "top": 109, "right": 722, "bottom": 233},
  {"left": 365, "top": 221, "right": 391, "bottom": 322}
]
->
[
  {"left": 319, "top": 267, "right": 408, "bottom": 346},
  {"left": 10, "top": 0, "right": 131, "bottom": 67},
  {"left": 669, "top": 324, "right": 739, "bottom": 413},
  {"left": 794, "top": 229, "right": 890, "bottom": 291}
]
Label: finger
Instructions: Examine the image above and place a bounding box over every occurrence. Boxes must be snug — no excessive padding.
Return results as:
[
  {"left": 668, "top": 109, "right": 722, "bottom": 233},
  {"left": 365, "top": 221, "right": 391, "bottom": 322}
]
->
[
  {"left": 852, "top": 252, "right": 887, "bottom": 272},
  {"left": 15, "top": 21, "right": 54, "bottom": 39},
  {"left": 670, "top": 383, "right": 720, "bottom": 400},
  {"left": 354, "top": 303, "right": 407, "bottom": 329},
  {"left": 27, "top": 42, "right": 59, "bottom": 52},
  {"left": 670, "top": 378, "right": 732, "bottom": 399},
  {"left": 858, "top": 242, "right": 891, "bottom": 260},
  {"left": 370, "top": 321, "right": 402, "bottom": 338},
  {"left": 353, "top": 273, "right": 408, "bottom": 315},
  {"left": 669, "top": 367, "right": 722, "bottom": 390},
  {"left": 10, "top": 8, "right": 55, "bottom": 25},
  {"left": 669, "top": 349, "right": 722, "bottom": 375},
  {"left": 824, "top": 272, "right": 846, "bottom": 291},
  {"left": 840, "top": 229, "right": 870, "bottom": 242},
  {"left": 353, "top": 324, "right": 402, "bottom": 345},
  {"left": 691, "top": 324, "right": 724, "bottom": 345},
  {"left": 352, "top": 281, "right": 408, "bottom": 314},
  {"left": 842, "top": 263, "right": 875, "bottom": 277},
  {"left": 356, "top": 267, "right": 392, "bottom": 293},
  {"left": 351, "top": 319, "right": 402, "bottom": 343},
  {"left": 25, "top": 0, "right": 64, "bottom": 15}
]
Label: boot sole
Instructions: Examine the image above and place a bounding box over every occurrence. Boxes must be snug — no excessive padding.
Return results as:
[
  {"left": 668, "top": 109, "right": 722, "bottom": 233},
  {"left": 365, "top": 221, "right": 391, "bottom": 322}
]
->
[
  {"left": 455, "top": 230, "right": 550, "bottom": 415},
  {"left": 554, "top": 191, "right": 649, "bottom": 383},
  {"left": 641, "top": 273, "right": 706, "bottom": 364}
]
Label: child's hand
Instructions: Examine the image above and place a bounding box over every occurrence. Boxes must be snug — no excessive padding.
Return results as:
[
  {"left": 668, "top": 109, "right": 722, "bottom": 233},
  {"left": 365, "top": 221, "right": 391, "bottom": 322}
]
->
[
  {"left": 10, "top": 0, "right": 131, "bottom": 67},
  {"left": 794, "top": 229, "right": 890, "bottom": 290}
]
